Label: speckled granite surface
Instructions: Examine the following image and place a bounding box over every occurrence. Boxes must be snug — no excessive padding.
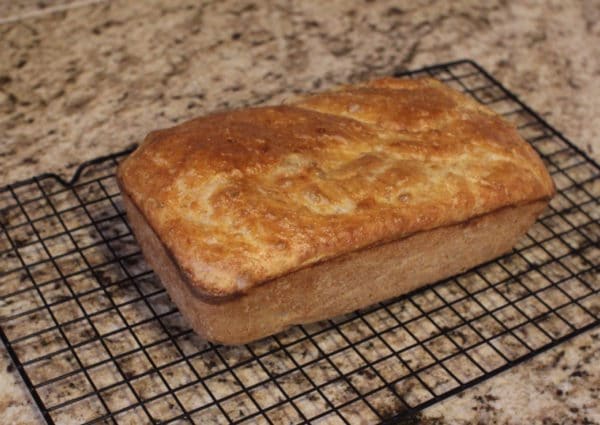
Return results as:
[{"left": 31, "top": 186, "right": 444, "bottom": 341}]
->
[{"left": 0, "top": 0, "right": 599, "bottom": 424}]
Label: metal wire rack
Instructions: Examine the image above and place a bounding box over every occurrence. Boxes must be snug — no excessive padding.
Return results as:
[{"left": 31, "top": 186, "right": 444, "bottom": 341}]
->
[{"left": 0, "top": 60, "right": 598, "bottom": 425}]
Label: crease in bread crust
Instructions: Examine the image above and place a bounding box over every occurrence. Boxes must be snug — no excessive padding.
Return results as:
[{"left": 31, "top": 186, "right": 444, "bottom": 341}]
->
[{"left": 117, "top": 77, "right": 555, "bottom": 298}]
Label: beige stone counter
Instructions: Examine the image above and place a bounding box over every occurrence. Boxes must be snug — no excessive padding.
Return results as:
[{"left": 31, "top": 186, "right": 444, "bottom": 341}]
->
[{"left": 1, "top": 0, "right": 598, "bottom": 423}]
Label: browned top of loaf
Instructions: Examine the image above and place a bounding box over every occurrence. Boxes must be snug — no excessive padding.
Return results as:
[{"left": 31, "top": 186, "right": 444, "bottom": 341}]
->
[{"left": 117, "top": 77, "right": 555, "bottom": 297}]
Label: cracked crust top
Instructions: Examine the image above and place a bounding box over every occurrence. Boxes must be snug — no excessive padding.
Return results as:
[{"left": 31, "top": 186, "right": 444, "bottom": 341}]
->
[{"left": 117, "top": 77, "right": 554, "bottom": 297}]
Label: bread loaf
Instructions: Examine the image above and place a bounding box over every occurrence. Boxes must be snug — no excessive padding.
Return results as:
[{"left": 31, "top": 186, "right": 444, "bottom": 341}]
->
[{"left": 117, "top": 77, "right": 554, "bottom": 344}]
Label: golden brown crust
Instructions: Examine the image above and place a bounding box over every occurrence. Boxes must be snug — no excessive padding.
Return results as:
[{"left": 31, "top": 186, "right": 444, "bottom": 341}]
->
[{"left": 117, "top": 77, "right": 555, "bottom": 297}]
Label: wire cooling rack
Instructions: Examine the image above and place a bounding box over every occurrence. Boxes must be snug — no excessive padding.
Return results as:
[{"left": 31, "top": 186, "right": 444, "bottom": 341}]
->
[{"left": 0, "top": 60, "right": 598, "bottom": 425}]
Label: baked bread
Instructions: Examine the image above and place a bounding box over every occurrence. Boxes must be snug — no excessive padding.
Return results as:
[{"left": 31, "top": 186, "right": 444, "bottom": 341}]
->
[{"left": 117, "top": 77, "right": 555, "bottom": 344}]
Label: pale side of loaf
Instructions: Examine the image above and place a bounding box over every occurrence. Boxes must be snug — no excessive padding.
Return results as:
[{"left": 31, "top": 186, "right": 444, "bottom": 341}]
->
[
  {"left": 123, "top": 192, "right": 546, "bottom": 344},
  {"left": 117, "top": 77, "right": 554, "bottom": 344}
]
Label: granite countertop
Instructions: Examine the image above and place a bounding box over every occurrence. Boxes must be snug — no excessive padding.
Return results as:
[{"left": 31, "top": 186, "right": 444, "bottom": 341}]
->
[{"left": 1, "top": 0, "right": 599, "bottom": 424}]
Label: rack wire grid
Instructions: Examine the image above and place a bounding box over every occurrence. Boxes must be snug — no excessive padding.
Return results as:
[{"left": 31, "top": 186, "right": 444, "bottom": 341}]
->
[{"left": 0, "top": 59, "right": 598, "bottom": 425}]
